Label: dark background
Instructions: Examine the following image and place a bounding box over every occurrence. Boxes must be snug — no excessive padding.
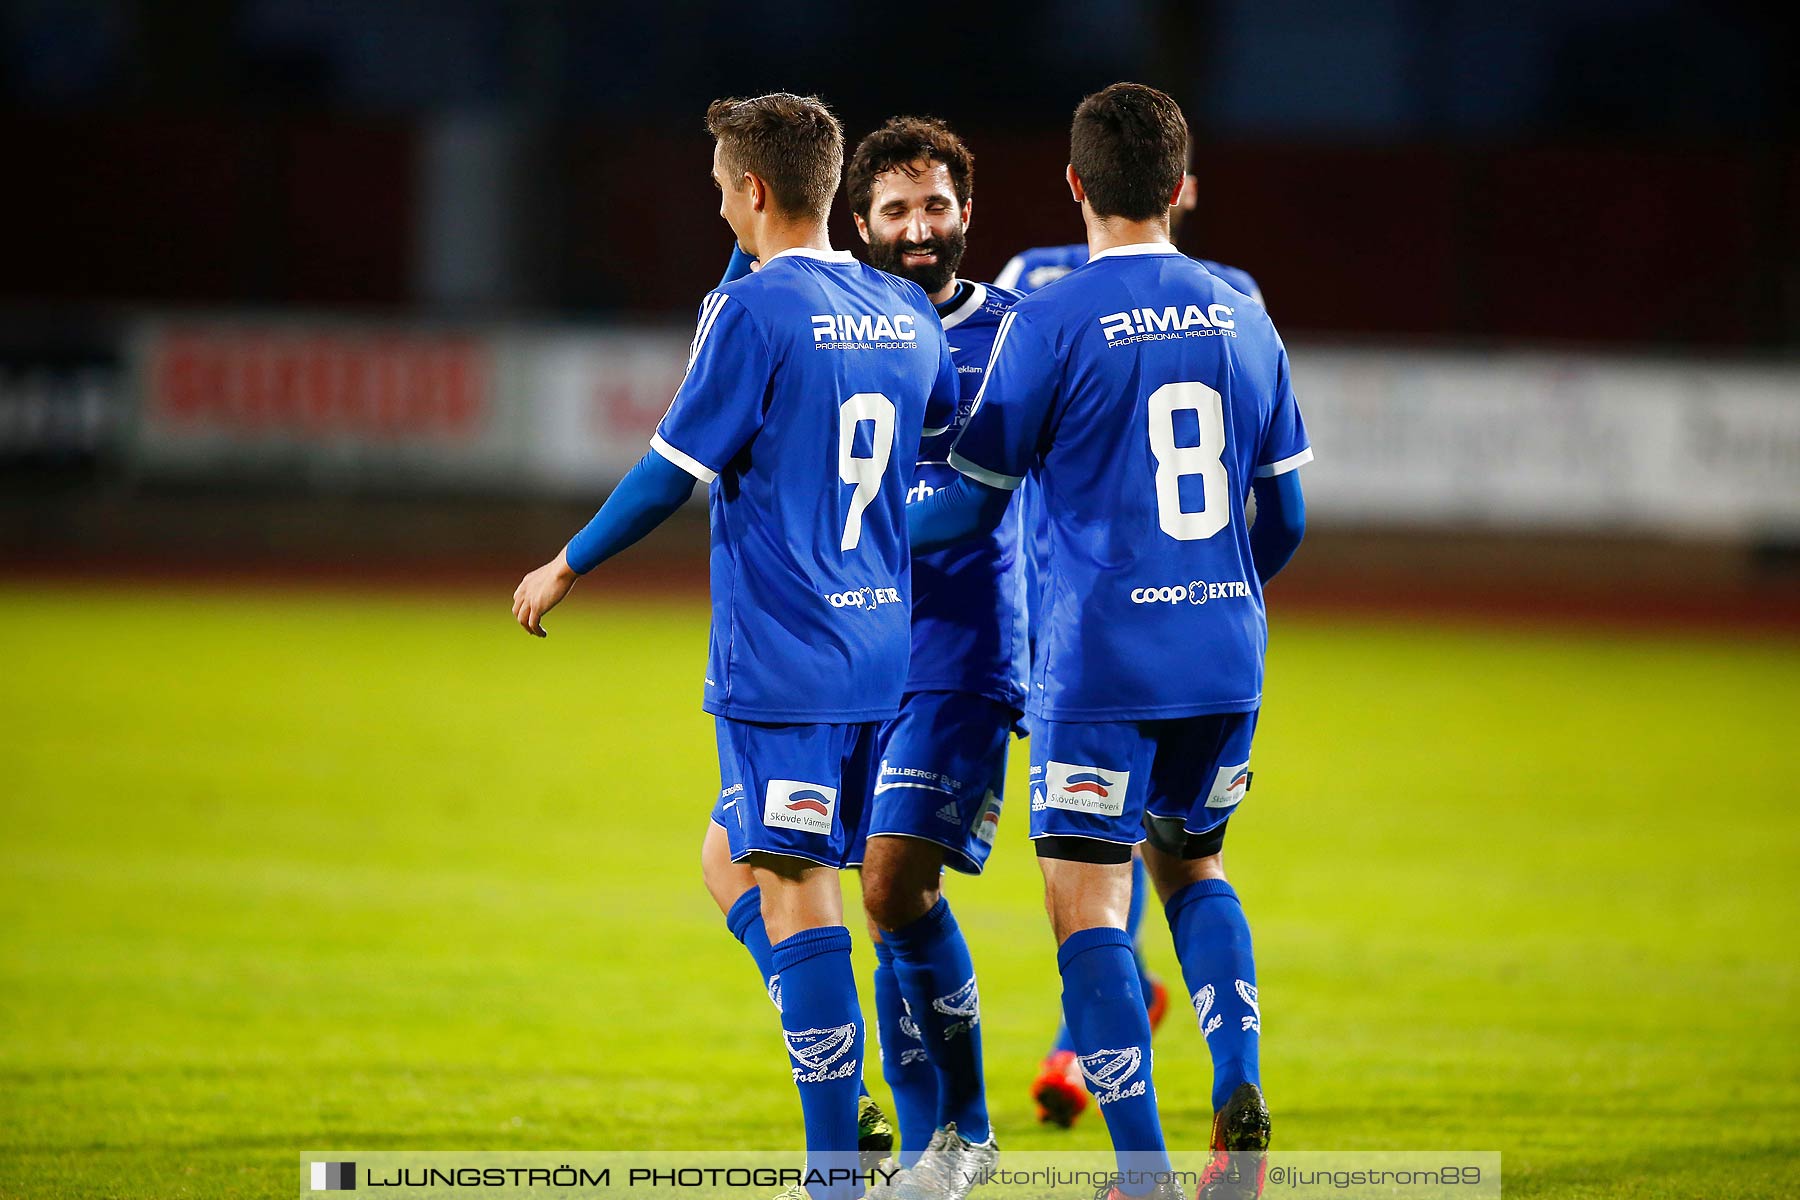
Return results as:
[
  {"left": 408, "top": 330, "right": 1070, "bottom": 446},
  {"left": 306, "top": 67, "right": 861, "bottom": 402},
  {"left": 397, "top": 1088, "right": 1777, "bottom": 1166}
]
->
[{"left": 4, "top": 0, "right": 1796, "bottom": 348}]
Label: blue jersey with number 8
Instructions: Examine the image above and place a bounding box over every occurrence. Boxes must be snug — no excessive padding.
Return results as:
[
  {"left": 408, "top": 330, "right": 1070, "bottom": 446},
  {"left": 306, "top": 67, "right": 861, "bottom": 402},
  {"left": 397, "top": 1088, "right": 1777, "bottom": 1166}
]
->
[
  {"left": 948, "top": 242, "right": 1310, "bottom": 722},
  {"left": 653, "top": 247, "right": 957, "bottom": 723}
]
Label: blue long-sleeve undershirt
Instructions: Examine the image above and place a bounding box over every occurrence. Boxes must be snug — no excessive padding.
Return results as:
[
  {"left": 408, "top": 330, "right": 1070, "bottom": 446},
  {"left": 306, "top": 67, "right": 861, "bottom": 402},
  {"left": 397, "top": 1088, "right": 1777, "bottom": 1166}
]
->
[
  {"left": 564, "top": 450, "right": 697, "bottom": 575},
  {"left": 910, "top": 468, "right": 1307, "bottom": 585},
  {"left": 908, "top": 475, "right": 1015, "bottom": 553},
  {"left": 718, "top": 245, "right": 756, "bottom": 288},
  {"left": 1248, "top": 470, "right": 1306, "bottom": 584}
]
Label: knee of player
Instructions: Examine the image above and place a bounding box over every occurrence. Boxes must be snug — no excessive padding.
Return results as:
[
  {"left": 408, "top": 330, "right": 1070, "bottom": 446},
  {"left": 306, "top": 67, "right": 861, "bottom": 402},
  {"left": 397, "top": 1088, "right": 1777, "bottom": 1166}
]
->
[
  {"left": 860, "top": 865, "right": 938, "bottom": 932},
  {"left": 1143, "top": 845, "right": 1228, "bottom": 899}
]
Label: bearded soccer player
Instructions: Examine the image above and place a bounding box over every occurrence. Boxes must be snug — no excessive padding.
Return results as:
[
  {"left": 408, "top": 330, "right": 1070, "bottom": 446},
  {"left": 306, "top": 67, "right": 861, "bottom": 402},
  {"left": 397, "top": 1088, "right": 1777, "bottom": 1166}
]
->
[
  {"left": 909, "top": 83, "right": 1309, "bottom": 1200},
  {"left": 839, "top": 116, "right": 1025, "bottom": 1196},
  {"left": 1000, "top": 157, "right": 1269, "bottom": 1137},
  {"left": 513, "top": 93, "right": 956, "bottom": 1200}
]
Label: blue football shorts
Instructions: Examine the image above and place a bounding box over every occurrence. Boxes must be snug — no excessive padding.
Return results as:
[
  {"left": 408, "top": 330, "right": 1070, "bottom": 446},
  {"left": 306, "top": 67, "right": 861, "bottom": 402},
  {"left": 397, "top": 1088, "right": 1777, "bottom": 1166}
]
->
[
  {"left": 1026, "top": 709, "right": 1259, "bottom": 858},
  {"left": 709, "top": 717, "right": 881, "bottom": 869},
  {"left": 867, "top": 690, "right": 1017, "bottom": 875}
]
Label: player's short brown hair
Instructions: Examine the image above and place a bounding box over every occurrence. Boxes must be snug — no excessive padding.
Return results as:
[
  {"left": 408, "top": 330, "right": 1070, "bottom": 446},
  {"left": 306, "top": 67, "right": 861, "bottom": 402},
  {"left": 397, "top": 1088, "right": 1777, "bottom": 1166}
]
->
[
  {"left": 845, "top": 115, "right": 974, "bottom": 219},
  {"left": 1069, "top": 82, "right": 1188, "bottom": 222},
  {"left": 705, "top": 93, "right": 845, "bottom": 221}
]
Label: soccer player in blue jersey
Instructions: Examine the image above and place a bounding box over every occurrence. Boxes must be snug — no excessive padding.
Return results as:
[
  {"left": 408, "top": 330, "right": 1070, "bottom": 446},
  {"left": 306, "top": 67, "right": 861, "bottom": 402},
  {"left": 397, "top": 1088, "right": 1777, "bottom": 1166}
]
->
[
  {"left": 512, "top": 93, "right": 957, "bottom": 1200},
  {"left": 1000, "top": 154, "right": 1269, "bottom": 1137},
  {"left": 836, "top": 116, "right": 1025, "bottom": 1194},
  {"left": 909, "top": 83, "right": 1309, "bottom": 1200}
]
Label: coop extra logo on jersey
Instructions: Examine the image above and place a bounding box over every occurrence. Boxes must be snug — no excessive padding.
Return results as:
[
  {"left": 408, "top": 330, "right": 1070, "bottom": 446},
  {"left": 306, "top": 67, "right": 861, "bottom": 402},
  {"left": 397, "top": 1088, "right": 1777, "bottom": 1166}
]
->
[
  {"left": 826, "top": 585, "right": 901, "bottom": 610},
  {"left": 1044, "top": 761, "right": 1129, "bottom": 817},
  {"left": 811, "top": 313, "right": 918, "bottom": 348},
  {"left": 1206, "top": 761, "right": 1252, "bottom": 809},
  {"left": 1130, "top": 578, "right": 1252, "bottom": 606},
  {"left": 1099, "top": 303, "right": 1237, "bottom": 346},
  {"left": 764, "top": 780, "right": 838, "bottom": 835}
]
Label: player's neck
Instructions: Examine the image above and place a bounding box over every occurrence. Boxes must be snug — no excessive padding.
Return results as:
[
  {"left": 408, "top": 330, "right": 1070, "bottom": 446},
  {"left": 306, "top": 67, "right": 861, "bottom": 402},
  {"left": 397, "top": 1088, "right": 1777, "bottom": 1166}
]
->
[
  {"left": 1085, "top": 214, "right": 1173, "bottom": 259},
  {"left": 928, "top": 277, "right": 961, "bottom": 306},
  {"left": 752, "top": 217, "right": 834, "bottom": 263}
]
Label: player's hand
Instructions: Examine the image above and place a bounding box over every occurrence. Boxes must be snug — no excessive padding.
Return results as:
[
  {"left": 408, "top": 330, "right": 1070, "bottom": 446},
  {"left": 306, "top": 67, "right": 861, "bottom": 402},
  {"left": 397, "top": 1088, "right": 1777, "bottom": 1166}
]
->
[{"left": 512, "top": 550, "right": 578, "bottom": 638}]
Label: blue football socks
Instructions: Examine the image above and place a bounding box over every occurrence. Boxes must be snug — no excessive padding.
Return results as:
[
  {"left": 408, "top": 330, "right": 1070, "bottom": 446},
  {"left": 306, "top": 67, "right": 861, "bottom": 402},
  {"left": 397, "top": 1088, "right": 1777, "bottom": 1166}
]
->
[
  {"left": 1049, "top": 856, "right": 1156, "bottom": 1057},
  {"left": 771, "top": 925, "right": 865, "bottom": 1200},
  {"left": 725, "top": 887, "right": 781, "bottom": 1006},
  {"left": 1164, "top": 879, "right": 1262, "bottom": 1112},
  {"left": 872, "top": 938, "right": 935, "bottom": 1165},
  {"left": 883, "top": 898, "right": 990, "bottom": 1144},
  {"left": 1126, "top": 854, "right": 1158, "bottom": 1005},
  {"left": 1057, "top": 926, "right": 1170, "bottom": 1193}
]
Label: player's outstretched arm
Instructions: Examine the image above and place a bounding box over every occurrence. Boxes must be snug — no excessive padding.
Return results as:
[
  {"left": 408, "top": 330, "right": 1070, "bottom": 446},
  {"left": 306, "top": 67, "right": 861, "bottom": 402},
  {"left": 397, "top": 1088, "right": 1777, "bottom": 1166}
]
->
[
  {"left": 717, "top": 245, "right": 757, "bottom": 288},
  {"left": 511, "top": 450, "right": 697, "bottom": 637},
  {"left": 908, "top": 474, "right": 1014, "bottom": 553},
  {"left": 1248, "top": 470, "right": 1306, "bottom": 585}
]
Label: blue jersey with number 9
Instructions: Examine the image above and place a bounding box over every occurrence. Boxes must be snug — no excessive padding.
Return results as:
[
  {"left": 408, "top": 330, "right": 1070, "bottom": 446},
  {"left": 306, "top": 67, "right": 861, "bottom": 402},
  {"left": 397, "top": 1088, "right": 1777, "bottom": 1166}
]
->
[
  {"left": 653, "top": 247, "right": 957, "bottom": 723},
  {"left": 948, "top": 243, "right": 1311, "bottom": 722}
]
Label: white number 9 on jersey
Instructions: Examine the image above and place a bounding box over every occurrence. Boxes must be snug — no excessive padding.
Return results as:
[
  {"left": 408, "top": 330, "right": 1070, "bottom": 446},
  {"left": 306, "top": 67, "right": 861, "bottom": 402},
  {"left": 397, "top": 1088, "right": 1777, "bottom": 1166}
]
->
[
  {"left": 839, "top": 392, "right": 896, "bottom": 552},
  {"left": 1147, "top": 381, "right": 1230, "bottom": 541}
]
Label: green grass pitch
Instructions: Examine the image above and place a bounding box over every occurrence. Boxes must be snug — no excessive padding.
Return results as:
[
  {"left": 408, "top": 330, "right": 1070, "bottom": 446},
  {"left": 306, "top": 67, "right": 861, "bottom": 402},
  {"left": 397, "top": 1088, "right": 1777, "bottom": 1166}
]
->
[{"left": 1, "top": 584, "right": 1796, "bottom": 1198}]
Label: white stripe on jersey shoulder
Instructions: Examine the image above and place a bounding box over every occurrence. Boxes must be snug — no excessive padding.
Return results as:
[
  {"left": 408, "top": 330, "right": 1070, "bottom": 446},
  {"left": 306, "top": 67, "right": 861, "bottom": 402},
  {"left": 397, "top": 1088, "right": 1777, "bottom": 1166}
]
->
[
  {"left": 993, "top": 255, "right": 1027, "bottom": 290},
  {"left": 764, "top": 247, "right": 856, "bottom": 264},
  {"left": 947, "top": 449, "right": 1023, "bottom": 491},
  {"left": 1088, "top": 241, "right": 1182, "bottom": 262},
  {"left": 689, "top": 292, "right": 730, "bottom": 365},
  {"left": 1255, "top": 447, "right": 1314, "bottom": 477},
  {"left": 968, "top": 310, "right": 1018, "bottom": 410},
  {"left": 939, "top": 281, "right": 988, "bottom": 330},
  {"left": 650, "top": 433, "right": 719, "bottom": 483}
]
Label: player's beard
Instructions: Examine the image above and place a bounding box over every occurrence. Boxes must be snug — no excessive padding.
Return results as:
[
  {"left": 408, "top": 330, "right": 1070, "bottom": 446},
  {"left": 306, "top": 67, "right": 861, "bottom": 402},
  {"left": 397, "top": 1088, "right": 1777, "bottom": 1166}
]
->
[{"left": 867, "top": 226, "right": 966, "bottom": 297}]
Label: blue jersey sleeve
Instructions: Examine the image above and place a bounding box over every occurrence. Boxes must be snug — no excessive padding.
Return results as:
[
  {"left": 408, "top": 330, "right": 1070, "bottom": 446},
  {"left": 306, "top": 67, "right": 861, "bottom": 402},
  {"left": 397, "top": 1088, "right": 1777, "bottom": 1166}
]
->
[
  {"left": 1254, "top": 345, "right": 1313, "bottom": 477},
  {"left": 652, "top": 292, "right": 772, "bottom": 482},
  {"left": 945, "top": 310, "right": 1056, "bottom": 491},
  {"left": 924, "top": 336, "right": 958, "bottom": 436}
]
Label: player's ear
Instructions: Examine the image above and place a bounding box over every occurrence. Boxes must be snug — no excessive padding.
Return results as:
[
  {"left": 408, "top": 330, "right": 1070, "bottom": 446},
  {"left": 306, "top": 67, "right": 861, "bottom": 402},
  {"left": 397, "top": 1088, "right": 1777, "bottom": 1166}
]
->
[
  {"left": 1168, "top": 173, "right": 1188, "bottom": 209},
  {"left": 852, "top": 212, "right": 871, "bottom": 244},
  {"left": 745, "top": 171, "right": 767, "bottom": 213},
  {"left": 1066, "top": 165, "right": 1084, "bottom": 204},
  {"left": 1177, "top": 172, "right": 1199, "bottom": 211},
  {"left": 959, "top": 197, "right": 973, "bottom": 233}
]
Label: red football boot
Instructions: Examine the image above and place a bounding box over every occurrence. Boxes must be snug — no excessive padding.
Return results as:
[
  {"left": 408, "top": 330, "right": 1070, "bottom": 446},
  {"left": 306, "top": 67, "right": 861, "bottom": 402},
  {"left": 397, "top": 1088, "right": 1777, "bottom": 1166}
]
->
[
  {"left": 1194, "top": 1082, "right": 1271, "bottom": 1200},
  {"left": 1030, "top": 1049, "right": 1089, "bottom": 1128},
  {"left": 1145, "top": 974, "right": 1170, "bottom": 1033}
]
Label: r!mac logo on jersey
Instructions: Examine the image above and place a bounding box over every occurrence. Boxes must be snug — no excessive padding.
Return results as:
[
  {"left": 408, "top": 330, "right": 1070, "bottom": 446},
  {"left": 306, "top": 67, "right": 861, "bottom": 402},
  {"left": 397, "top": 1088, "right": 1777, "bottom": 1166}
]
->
[
  {"left": 764, "top": 780, "right": 839, "bottom": 835},
  {"left": 811, "top": 313, "right": 918, "bottom": 345},
  {"left": 1044, "top": 761, "right": 1129, "bottom": 817},
  {"left": 1098, "top": 303, "right": 1237, "bottom": 344}
]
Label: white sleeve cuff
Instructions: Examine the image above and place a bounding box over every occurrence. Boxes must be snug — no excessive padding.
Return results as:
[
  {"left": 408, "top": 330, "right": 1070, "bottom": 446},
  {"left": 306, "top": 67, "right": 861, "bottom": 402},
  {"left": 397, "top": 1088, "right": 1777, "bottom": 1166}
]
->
[
  {"left": 1254, "top": 447, "right": 1313, "bottom": 478},
  {"left": 947, "top": 449, "right": 1023, "bottom": 491},
  {"left": 650, "top": 433, "right": 719, "bottom": 483}
]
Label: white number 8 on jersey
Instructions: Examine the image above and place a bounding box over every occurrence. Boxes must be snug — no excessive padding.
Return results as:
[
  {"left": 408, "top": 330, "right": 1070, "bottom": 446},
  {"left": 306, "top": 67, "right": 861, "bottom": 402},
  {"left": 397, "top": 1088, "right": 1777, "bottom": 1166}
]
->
[
  {"left": 1147, "top": 381, "right": 1229, "bottom": 541},
  {"left": 839, "top": 392, "right": 896, "bottom": 552}
]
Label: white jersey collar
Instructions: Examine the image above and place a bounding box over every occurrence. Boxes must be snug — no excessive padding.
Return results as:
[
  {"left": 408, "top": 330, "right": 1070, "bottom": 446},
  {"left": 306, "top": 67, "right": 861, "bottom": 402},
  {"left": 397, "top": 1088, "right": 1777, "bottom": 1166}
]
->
[
  {"left": 1088, "top": 241, "right": 1181, "bottom": 262},
  {"left": 939, "top": 280, "right": 988, "bottom": 330},
  {"left": 765, "top": 246, "right": 856, "bottom": 265}
]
